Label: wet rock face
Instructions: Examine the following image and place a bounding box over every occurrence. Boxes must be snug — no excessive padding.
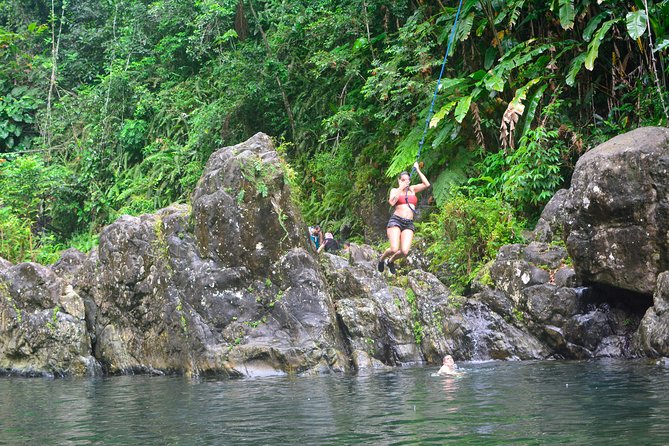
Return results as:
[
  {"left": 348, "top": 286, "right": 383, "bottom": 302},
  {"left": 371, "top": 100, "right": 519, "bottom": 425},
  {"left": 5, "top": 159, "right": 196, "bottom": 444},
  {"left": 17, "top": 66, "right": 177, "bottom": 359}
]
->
[
  {"left": 321, "top": 251, "right": 551, "bottom": 366},
  {"left": 191, "top": 132, "right": 306, "bottom": 271},
  {"left": 73, "top": 135, "right": 348, "bottom": 377},
  {"left": 473, "top": 240, "right": 644, "bottom": 360},
  {"left": 0, "top": 262, "right": 94, "bottom": 376},
  {"left": 637, "top": 272, "right": 669, "bottom": 356},
  {"left": 560, "top": 126, "right": 669, "bottom": 295}
]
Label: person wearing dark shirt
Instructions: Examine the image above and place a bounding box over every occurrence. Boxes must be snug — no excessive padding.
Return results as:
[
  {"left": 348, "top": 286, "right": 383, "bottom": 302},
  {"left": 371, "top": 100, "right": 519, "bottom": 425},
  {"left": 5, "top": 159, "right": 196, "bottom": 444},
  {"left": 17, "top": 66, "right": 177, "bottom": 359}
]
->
[{"left": 318, "top": 232, "right": 340, "bottom": 253}]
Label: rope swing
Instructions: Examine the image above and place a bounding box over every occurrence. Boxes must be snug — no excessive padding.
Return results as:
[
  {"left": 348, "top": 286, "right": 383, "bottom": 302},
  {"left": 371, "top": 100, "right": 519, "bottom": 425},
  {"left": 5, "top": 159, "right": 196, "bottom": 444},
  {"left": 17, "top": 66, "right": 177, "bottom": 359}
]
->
[
  {"left": 412, "top": 0, "right": 465, "bottom": 179},
  {"left": 405, "top": 0, "right": 465, "bottom": 214}
]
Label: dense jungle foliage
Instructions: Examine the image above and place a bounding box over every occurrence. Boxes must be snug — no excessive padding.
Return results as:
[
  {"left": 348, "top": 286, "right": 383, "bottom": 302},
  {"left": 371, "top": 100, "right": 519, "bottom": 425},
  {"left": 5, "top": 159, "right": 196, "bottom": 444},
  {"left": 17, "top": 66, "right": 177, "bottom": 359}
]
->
[{"left": 0, "top": 0, "right": 667, "bottom": 291}]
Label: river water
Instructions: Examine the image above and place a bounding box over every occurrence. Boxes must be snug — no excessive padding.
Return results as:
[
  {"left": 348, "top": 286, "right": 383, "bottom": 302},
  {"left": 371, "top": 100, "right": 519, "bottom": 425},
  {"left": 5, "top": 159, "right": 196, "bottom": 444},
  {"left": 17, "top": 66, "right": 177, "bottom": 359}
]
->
[{"left": 1, "top": 359, "right": 668, "bottom": 445}]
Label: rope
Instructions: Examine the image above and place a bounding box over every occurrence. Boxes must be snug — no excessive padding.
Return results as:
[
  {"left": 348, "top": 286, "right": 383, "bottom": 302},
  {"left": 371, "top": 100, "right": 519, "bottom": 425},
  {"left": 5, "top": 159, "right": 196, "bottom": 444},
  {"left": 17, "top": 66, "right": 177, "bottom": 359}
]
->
[
  {"left": 411, "top": 0, "right": 465, "bottom": 179},
  {"left": 406, "top": 0, "right": 465, "bottom": 214}
]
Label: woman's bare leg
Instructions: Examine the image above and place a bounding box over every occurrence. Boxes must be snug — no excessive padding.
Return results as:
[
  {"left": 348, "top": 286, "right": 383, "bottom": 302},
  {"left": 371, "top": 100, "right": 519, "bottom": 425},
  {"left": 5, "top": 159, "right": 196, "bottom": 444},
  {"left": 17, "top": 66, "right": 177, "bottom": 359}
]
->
[
  {"left": 389, "top": 229, "right": 415, "bottom": 263},
  {"left": 380, "top": 226, "right": 401, "bottom": 261}
]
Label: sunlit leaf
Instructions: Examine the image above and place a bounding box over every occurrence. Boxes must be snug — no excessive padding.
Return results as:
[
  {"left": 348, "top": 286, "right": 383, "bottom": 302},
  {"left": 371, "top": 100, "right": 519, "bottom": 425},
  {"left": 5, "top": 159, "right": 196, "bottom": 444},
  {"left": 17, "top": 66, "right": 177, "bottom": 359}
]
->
[
  {"left": 558, "top": 0, "right": 575, "bottom": 30},
  {"left": 484, "top": 73, "right": 505, "bottom": 92},
  {"left": 429, "top": 101, "right": 457, "bottom": 128},
  {"left": 585, "top": 19, "right": 618, "bottom": 71},
  {"left": 454, "top": 95, "right": 472, "bottom": 123},
  {"left": 626, "top": 10, "right": 647, "bottom": 40},
  {"left": 655, "top": 39, "right": 669, "bottom": 53}
]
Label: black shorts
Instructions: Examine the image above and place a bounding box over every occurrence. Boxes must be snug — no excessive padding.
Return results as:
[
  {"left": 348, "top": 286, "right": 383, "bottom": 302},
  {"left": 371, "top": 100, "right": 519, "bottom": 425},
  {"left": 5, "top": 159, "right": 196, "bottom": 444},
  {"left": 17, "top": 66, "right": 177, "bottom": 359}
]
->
[{"left": 387, "top": 214, "right": 415, "bottom": 232}]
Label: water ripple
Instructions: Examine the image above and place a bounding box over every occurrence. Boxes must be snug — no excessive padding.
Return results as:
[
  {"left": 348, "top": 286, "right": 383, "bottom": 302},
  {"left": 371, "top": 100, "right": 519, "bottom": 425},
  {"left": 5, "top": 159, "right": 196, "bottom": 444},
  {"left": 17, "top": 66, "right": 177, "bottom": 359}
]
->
[{"left": 1, "top": 360, "right": 669, "bottom": 445}]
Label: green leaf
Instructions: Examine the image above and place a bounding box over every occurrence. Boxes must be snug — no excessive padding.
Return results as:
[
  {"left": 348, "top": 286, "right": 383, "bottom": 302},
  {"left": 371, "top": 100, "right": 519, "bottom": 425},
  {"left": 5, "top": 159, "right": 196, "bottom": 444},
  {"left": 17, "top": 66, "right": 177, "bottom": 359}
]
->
[
  {"left": 583, "top": 12, "right": 609, "bottom": 42},
  {"left": 454, "top": 95, "right": 472, "bottom": 123},
  {"left": 521, "top": 84, "right": 547, "bottom": 137},
  {"left": 655, "top": 39, "right": 669, "bottom": 53},
  {"left": 469, "top": 70, "right": 486, "bottom": 81},
  {"left": 352, "top": 37, "right": 368, "bottom": 52},
  {"left": 484, "top": 73, "right": 505, "bottom": 92},
  {"left": 430, "top": 101, "right": 457, "bottom": 128},
  {"left": 508, "top": 0, "right": 525, "bottom": 28},
  {"left": 558, "top": 0, "right": 575, "bottom": 30},
  {"left": 386, "top": 126, "right": 423, "bottom": 177},
  {"left": 585, "top": 19, "right": 618, "bottom": 71},
  {"left": 431, "top": 120, "right": 456, "bottom": 148},
  {"left": 566, "top": 53, "right": 587, "bottom": 86},
  {"left": 456, "top": 13, "right": 475, "bottom": 43},
  {"left": 511, "top": 78, "right": 541, "bottom": 107},
  {"left": 484, "top": 46, "right": 497, "bottom": 70},
  {"left": 438, "top": 77, "right": 467, "bottom": 92},
  {"left": 626, "top": 10, "right": 647, "bottom": 40}
]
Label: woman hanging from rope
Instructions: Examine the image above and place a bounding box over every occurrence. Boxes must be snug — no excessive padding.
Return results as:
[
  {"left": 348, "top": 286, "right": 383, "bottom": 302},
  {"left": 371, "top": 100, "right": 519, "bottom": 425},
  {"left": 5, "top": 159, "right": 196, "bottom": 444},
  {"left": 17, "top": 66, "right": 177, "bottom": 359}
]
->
[{"left": 378, "top": 162, "right": 430, "bottom": 274}]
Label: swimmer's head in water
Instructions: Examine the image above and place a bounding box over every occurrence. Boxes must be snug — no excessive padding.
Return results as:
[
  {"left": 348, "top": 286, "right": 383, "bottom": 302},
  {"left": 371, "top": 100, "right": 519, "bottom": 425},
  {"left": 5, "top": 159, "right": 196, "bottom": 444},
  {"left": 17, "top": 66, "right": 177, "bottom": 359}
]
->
[{"left": 443, "top": 355, "right": 455, "bottom": 367}]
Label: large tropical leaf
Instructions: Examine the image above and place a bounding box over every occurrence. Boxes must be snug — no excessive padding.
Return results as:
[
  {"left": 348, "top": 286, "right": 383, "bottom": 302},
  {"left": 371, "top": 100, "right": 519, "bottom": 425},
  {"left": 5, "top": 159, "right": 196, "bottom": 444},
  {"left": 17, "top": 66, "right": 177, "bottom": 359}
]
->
[
  {"left": 583, "top": 12, "right": 609, "bottom": 41},
  {"left": 558, "top": 0, "right": 575, "bottom": 30},
  {"left": 454, "top": 95, "right": 473, "bottom": 123},
  {"left": 585, "top": 19, "right": 618, "bottom": 71},
  {"left": 456, "top": 13, "right": 475, "bottom": 43},
  {"left": 626, "top": 10, "right": 648, "bottom": 40},
  {"left": 566, "top": 53, "right": 587, "bottom": 86},
  {"left": 484, "top": 73, "right": 505, "bottom": 92},
  {"left": 521, "top": 84, "right": 547, "bottom": 137},
  {"left": 430, "top": 100, "right": 457, "bottom": 128}
]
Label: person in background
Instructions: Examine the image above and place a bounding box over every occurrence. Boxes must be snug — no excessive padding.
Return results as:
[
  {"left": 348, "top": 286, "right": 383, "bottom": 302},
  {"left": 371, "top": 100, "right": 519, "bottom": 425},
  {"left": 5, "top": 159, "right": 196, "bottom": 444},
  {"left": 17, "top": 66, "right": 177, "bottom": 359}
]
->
[
  {"left": 309, "top": 225, "right": 323, "bottom": 251},
  {"left": 318, "top": 232, "right": 340, "bottom": 253}
]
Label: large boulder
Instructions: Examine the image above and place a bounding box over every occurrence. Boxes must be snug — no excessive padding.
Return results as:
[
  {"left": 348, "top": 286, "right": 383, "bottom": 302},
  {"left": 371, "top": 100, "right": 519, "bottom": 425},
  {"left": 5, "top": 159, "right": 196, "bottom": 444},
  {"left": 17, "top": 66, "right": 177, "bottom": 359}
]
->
[
  {"left": 191, "top": 132, "right": 306, "bottom": 270},
  {"left": 74, "top": 134, "right": 349, "bottom": 377},
  {"left": 561, "top": 126, "right": 669, "bottom": 295}
]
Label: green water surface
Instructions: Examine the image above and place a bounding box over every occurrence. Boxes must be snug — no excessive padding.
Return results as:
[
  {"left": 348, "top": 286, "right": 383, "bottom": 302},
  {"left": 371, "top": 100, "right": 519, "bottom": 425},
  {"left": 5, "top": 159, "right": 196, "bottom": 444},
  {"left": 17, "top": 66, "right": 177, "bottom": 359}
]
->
[{"left": 1, "top": 359, "right": 667, "bottom": 445}]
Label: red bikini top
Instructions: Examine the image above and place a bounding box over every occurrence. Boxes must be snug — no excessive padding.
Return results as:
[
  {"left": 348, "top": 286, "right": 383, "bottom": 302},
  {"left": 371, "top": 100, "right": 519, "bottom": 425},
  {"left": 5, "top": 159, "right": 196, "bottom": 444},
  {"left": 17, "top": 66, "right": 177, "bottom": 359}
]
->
[{"left": 397, "top": 193, "right": 418, "bottom": 206}]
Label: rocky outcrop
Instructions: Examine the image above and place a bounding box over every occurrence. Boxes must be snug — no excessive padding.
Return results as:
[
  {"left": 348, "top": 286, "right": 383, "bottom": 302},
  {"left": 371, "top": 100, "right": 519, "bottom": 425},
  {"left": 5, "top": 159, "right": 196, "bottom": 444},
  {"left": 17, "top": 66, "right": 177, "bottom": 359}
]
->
[
  {"left": 0, "top": 262, "right": 95, "bottom": 376},
  {"left": 636, "top": 272, "right": 669, "bottom": 356},
  {"left": 321, "top": 250, "right": 550, "bottom": 367},
  {"left": 532, "top": 126, "right": 669, "bottom": 357},
  {"left": 73, "top": 133, "right": 348, "bottom": 377},
  {"left": 559, "top": 126, "right": 669, "bottom": 295},
  {"left": 4, "top": 127, "right": 669, "bottom": 376},
  {"left": 472, "top": 241, "right": 640, "bottom": 359}
]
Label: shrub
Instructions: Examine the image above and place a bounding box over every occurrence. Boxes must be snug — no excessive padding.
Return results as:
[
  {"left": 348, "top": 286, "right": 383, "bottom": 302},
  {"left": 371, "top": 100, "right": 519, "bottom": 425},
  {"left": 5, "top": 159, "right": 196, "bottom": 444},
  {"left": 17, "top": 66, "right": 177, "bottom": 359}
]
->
[
  {"left": 417, "top": 190, "right": 525, "bottom": 293},
  {"left": 0, "top": 206, "right": 32, "bottom": 262}
]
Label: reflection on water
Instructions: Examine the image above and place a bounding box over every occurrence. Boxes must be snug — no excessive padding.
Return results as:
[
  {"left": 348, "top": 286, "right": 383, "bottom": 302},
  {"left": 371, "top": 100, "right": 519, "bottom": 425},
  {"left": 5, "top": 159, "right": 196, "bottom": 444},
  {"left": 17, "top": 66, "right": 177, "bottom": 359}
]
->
[{"left": 1, "top": 360, "right": 669, "bottom": 445}]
